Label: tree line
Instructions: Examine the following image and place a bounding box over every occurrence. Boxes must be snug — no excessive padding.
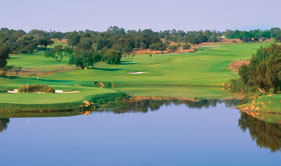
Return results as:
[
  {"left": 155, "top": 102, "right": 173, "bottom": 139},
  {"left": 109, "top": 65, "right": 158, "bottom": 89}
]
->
[
  {"left": 1, "top": 26, "right": 281, "bottom": 73},
  {"left": 0, "top": 28, "right": 54, "bottom": 75},
  {"left": 224, "top": 28, "right": 281, "bottom": 42}
]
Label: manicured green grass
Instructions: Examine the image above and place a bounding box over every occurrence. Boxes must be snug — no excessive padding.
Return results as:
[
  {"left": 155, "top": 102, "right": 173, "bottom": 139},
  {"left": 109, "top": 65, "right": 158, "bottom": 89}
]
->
[
  {"left": 38, "top": 42, "right": 270, "bottom": 86},
  {"left": 0, "top": 87, "right": 115, "bottom": 104},
  {"left": 8, "top": 51, "right": 70, "bottom": 69},
  {"left": 0, "top": 86, "right": 127, "bottom": 111},
  {"left": 116, "top": 86, "right": 234, "bottom": 99}
]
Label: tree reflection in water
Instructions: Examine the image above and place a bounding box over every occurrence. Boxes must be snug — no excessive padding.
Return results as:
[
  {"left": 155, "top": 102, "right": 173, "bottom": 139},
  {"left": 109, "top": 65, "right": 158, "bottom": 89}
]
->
[
  {"left": 0, "top": 119, "right": 10, "bottom": 134},
  {"left": 0, "top": 99, "right": 280, "bottom": 152},
  {"left": 98, "top": 99, "right": 241, "bottom": 114},
  {"left": 239, "top": 112, "right": 281, "bottom": 152}
]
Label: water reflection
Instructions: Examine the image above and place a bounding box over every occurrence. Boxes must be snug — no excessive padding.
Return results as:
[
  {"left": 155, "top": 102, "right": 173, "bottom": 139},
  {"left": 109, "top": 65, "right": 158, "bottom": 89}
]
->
[
  {"left": 0, "top": 110, "right": 87, "bottom": 134},
  {"left": 99, "top": 98, "right": 241, "bottom": 114},
  {"left": 0, "top": 119, "right": 10, "bottom": 134},
  {"left": 0, "top": 99, "right": 280, "bottom": 152},
  {"left": 239, "top": 112, "right": 281, "bottom": 152}
]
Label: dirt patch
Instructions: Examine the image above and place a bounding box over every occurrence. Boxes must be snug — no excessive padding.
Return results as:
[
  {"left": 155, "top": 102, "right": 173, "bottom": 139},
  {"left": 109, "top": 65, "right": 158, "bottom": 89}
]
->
[
  {"left": 229, "top": 60, "right": 250, "bottom": 72},
  {"left": 51, "top": 38, "right": 68, "bottom": 43}
]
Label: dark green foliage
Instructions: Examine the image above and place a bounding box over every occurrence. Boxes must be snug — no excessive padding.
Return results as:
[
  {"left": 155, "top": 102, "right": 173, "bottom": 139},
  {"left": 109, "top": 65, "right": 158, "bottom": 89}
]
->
[
  {"left": 0, "top": 28, "right": 53, "bottom": 54},
  {"left": 224, "top": 28, "right": 281, "bottom": 42},
  {"left": 0, "top": 42, "right": 9, "bottom": 69},
  {"left": 97, "top": 99, "right": 239, "bottom": 114},
  {"left": 45, "top": 45, "right": 73, "bottom": 61},
  {"left": 67, "top": 27, "right": 163, "bottom": 52},
  {"left": 238, "top": 112, "right": 281, "bottom": 152},
  {"left": 103, "top": 49, "right": 122, "bottom": 64},
  {"left": 149, "top": 43, "right": 166, "bottom": 51},
  {"left": 0, "top": 119, "right": 9, "bottom": 133},
  {"left": 159, "top": 30, "right": 220, "bottom": 44},
  {"left": 67, "top": 31, "right": 81, "bottom": 47},
  {"left": 270, "top": 27, "right": 281, "bottom": 39},
  {"left": 36, "top": 36, "right": 54, "bottom": 48},
  {"left": 15, "top": 35, "right": 38, "bottom": 53},
  {"left": 68, "top": 49, "right": 102, "bottom": 69},
  {"left": 238, "top": 45, "right": 281, "bottom": 93},
  {"left": 182, "top": 43, "right": 191, "bottom": 50},
  {"left": 276, "top": 34, "right": 281, "bottom": 42},
  {"left": 168, "top": 44, "right": 179, "bottom": 51},
  {"left": 18, "top": 85, "right": 55, "bottom": 93},
  {"left": 77, "top": 37, "right": 93, "bottom": 50}
]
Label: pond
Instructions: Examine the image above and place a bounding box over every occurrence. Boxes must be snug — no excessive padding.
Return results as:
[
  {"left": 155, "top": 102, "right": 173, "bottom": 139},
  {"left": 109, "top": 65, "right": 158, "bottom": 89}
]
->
[{"left": 0, "top": 99, "right": 280, "bottom": 166}]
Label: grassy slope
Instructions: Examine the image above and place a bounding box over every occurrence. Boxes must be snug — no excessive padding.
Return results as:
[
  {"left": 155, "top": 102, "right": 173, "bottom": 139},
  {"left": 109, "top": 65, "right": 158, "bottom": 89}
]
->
[
  {"left": 238, "top": 94, "right": 281, "bottom": 113},
  {"left": 237, "top": 94, "right": 281, "bottom": 123},
  {"left": 0, "top": 87, "right": 115, "bottom": 104},
  {"left": 116, "top": 86, "right": 234, "bottom": 99},
  {"left": 255, "top": 94, "right": 281, "bottom": 113},
  {"left": 37, "top": 43, "right": 269, "bottom": 86}
]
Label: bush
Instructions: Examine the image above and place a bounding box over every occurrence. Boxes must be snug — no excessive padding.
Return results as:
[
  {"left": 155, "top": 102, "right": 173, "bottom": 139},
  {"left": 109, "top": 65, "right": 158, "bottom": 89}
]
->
[
  {"left": 182, "top": 43, "right": 191, "bottom": 50},
  {"left": 169, "top": 45, "right": 179, "bottom": 51},
  {"left": 18, "top": 85, "right": 55, "bottom": 93},
  {"left": 103, "top": 49, "right": 122, "bottom": 64},
  {"left": 238, "top": 45, "right": 281, "bottom": 93},
  {"left": 149, "top": 43, "right": 166, "bottom": 51}
]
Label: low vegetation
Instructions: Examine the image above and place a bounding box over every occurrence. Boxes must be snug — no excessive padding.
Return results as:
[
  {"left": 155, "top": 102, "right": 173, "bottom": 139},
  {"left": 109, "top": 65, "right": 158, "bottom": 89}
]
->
[{"left": 18, "top": 85, "right": 55, "bottom": 93}]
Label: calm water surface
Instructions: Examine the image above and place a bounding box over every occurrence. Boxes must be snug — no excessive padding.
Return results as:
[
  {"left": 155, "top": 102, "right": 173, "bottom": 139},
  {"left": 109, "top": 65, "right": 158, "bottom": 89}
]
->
[{"left": 0, "top": 100, "right": 280, "bottom": 166}]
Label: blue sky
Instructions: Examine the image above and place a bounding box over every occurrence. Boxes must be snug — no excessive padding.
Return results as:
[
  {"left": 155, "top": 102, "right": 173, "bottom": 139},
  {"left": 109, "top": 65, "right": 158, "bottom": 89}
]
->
[{"left": 1, "top": 0, "right": 280, "bottom": 32}]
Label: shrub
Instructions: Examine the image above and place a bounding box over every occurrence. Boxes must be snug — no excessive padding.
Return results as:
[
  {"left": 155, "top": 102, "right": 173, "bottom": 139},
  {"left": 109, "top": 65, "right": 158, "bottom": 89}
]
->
[
  {"left": 103, "top": 49, "right": 122, "bottom": 64},
  {"left": 238, "top": 45, "right": 281, "bottom": 93},
  {"left": 18, "top": 85, "right": 55, "bottom": 93},
  {"left": 149, "top": 43, "right": 166, "bottom": 51},
  {"left": 182, "top": 43, "right": 191, "bottom": 50},
  {"left": 169, "top": 45, "right": 179, "bottom": 51}
]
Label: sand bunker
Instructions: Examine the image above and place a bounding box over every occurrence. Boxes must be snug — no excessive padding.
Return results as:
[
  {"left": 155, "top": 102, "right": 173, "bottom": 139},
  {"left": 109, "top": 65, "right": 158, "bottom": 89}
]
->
[
  {"left": 55, "top": 90, "right": 79, "bottom": 94},
  {"left": 7, "top": 89, "right": 80, "bottom": 94},
  {"left": 129, "top": 72, "right": 146, "bottom": 74}
]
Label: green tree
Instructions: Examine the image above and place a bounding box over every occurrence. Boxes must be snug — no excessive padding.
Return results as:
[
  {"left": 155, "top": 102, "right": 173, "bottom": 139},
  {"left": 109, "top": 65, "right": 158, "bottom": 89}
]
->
[
  {"left": 45, "top": 45, "right": 73, "bottom": 61},
  {"left": 67, "top": 31, "right": 81, "bottom": 47},
  {"left": 37, "top": 36, "right": 54, "bottom": 48},
  {"left": 149, "top": 43, "right": 166, "bottom": 51},
  {"left": 0, "top": 119, "right": 10, "bottom": 134},
  {"left": 103, "top": 49, "right": 122, "bottom": 64},
  {"left": 238, "top": 45, "right": 281, "bottom": 93},
  {"left": 69, "top": 49, "right": 101, "bottom": 69},
  {"left": 77, "top": 37, "right": 93, "bottom": 50},
  {"left": 182, "top": 43, "right": 191, "bottom": 50},
  {"left": 0, "top": 42, "right": 9, "bottom": 75},
  {"left": 275, "top": 34, "right": 281, "bottom": 42}
]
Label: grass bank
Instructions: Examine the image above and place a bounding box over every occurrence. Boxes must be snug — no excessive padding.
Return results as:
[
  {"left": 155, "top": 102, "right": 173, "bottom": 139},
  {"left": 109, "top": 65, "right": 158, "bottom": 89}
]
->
[
  {"left": 0, "top": 87, "right": 128, "bottom": 112},
  {"left": 237, "top": 94, "right": 281, "bottom": 114},
  {"left": 237, "top": 94, "right": 281, "bottom": 123}
]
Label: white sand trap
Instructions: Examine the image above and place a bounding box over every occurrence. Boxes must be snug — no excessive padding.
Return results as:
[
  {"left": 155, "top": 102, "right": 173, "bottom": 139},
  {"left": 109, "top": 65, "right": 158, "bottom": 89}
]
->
[
  {"left": 7, "top": 89, "right": 79, "bottom": 94},
  {"left": 129, "top": 72, "right": 146, "bottom": 74},
  {"left": 55, "top": 90, "right": 80, "bottom": 94},
  {"left": 7, "top": 89, "right": 18, "bottom": 93},
  {"left": 63, "top": 91, "right": 80, "bottom": 94}
]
